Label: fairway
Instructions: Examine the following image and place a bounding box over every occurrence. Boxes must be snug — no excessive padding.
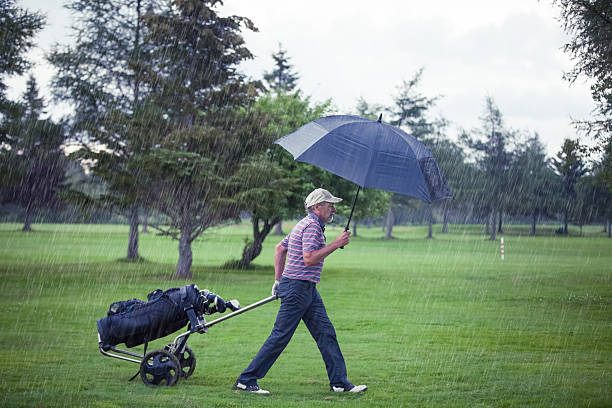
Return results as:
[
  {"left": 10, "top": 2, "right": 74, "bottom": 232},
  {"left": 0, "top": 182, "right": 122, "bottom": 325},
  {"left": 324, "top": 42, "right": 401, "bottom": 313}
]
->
[{"left": 0, "top": 223, "right": 610, "bottom": 407}]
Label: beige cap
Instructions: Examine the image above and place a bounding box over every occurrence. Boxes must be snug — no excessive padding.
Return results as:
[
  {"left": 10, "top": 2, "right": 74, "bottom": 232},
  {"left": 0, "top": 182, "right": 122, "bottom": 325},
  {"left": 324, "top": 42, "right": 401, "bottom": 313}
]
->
[{"left": 304, "top": 188, "right": 343, "bottom": 208}]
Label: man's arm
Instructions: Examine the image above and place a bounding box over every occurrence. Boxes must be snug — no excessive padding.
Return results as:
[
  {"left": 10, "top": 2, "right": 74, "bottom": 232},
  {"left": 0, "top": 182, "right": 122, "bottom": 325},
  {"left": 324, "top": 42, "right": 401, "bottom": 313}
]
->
[
  {"left": 274, "top": 243, "right": 288, "bottom": 280},
  {"left": 303, "top": 230, "right": 350, "bottom": 267}
]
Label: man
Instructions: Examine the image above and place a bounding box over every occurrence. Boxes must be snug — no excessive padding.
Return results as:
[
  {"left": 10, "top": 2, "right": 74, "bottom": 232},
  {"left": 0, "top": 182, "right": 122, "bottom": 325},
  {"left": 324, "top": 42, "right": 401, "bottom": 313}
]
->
[{"left": 233, "top": 188, "right": 367, "bottom": 394}]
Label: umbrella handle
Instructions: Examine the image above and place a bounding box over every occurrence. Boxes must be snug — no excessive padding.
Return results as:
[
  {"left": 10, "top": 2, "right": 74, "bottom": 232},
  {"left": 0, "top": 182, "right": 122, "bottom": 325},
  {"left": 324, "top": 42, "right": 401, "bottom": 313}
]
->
[{"left": 340, "top": 186, "right": 361, "bottom": 249}]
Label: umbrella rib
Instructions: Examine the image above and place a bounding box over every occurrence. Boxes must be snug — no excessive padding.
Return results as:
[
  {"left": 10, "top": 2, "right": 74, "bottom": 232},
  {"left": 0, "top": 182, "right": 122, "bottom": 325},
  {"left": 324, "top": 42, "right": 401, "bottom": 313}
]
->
[
  {"left": 387, "top": 125, "right": 431, "bottom": 158},
  {"left": 360, "top": 122, "right": 383, "bottom": 188}
]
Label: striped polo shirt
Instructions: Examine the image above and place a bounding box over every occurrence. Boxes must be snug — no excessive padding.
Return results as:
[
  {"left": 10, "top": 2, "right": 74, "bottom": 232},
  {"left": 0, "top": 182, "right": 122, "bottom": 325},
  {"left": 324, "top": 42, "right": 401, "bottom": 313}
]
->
[{"left": 280, "top": 213, "right": 326, "bottom": 283}]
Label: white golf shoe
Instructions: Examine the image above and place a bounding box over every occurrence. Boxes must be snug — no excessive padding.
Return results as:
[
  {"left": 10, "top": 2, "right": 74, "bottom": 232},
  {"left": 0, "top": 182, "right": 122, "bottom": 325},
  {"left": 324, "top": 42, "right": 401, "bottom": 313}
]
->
[
  {"left": 331, "top": 383, "right": 368, "bottom": 393},
  {"left": 233, "top": 381, "right": 270, "bottom": 395}
]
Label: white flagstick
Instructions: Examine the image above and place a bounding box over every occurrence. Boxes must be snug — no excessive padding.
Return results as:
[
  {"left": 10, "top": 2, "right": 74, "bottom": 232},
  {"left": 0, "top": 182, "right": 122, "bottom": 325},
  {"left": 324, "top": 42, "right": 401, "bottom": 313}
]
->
[{"left": 501, "top": 237, "right": 505, "bottom": 260}]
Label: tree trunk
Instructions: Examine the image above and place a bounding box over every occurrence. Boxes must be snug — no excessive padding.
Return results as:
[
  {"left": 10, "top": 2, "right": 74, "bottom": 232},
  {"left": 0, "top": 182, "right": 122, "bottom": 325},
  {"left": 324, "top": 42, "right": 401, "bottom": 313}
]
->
[
  {"left": 273, "top": 220, "right": 284, "bottom": 236},
  {"left": 385, "top": 207, "right": 394, "bottom": 239},
  {"left": 608, "top": 219, "right": 611, "bottom": 239},
  {"left": 238, "top": 217, "right": 277, "bottom": 268},
  {"left": 353, "top": 221, "right": 358, "bottom": 237},
  {"left": 603, "top": 221, "right": 607, "bottom": 233},
  {"left": 175, "top": 225, "right": 193, "bottom": 279},
  {"left": 579, "top": 224, "right": 583, "bottom": 236},
  {"left": 442, "top": 201, "right": 449, "bottom": 233},
  {"left": 22, "top": 202, "right": 33, "bottom": 232},
  {"left": 497, "top": 210, "right": 503, "bottom": 233},
  {"left": 530, "top": 208, "right": 538, "bottom": 236},
  {"left": 485, "top": 214, "right": 490, "bottom": 235},
  {"left": 142, "top": 208, "right": 149, "bottom": 233},
  {"left": 239, "top": 238, "right": 264, "bottom": 269},
  {"left": 489, "top": 210, "right": 497, "bottom": 241},
  {"left": 127, "top": 205, "right": 139, "bottom": 260},
  {"left": 563, "top": 201, "right": 569, "bottom": 234}
]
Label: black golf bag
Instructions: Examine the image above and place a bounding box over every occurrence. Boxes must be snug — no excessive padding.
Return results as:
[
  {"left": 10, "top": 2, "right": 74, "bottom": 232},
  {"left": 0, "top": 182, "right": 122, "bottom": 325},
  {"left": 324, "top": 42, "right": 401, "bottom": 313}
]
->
[
  {"left": 97, "top": 284, "right": 236, "bottom": 351},
  {"left": 97, "top": 284, "right": 277, "bottom": 386}
]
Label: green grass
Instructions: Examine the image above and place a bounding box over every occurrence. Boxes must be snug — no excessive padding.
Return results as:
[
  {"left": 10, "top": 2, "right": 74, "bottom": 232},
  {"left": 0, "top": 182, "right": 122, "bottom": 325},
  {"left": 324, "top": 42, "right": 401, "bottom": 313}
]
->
[{"left": 0, "top": 222, "right": 610, "bottom": 407}]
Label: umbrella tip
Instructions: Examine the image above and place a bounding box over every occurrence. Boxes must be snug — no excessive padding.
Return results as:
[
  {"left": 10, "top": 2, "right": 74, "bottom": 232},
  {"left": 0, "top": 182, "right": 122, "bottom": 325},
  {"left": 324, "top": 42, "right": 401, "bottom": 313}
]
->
[{"left": 377, "top": 113, "right": 382, "bottom": 123}]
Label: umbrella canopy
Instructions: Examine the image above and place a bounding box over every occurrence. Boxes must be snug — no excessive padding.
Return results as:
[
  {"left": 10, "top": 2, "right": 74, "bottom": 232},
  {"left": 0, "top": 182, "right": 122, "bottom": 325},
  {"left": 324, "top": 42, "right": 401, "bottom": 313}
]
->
[{"left": 274, "top": 115, "right": 452, "bottom": 204}]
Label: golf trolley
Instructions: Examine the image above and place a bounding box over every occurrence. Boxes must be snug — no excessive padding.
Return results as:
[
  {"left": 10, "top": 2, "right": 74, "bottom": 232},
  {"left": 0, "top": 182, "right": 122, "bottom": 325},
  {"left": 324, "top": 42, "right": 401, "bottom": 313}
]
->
[{"left": 97, "top": 284, "right": 277, "bottom": 386}]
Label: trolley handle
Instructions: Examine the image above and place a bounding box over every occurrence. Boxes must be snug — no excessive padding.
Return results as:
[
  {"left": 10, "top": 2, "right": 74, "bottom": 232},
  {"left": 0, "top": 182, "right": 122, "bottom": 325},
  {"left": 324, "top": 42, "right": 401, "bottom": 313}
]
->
[{"left": 204, "top": 295, "right": 278, "bottom": 329}]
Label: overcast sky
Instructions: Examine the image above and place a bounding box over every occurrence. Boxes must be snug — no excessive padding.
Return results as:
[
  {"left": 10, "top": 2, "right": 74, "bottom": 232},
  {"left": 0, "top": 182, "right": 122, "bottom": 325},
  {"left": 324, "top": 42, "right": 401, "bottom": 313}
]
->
[{"left": 7, "top": 0, "right": 596, "bottom": 156}]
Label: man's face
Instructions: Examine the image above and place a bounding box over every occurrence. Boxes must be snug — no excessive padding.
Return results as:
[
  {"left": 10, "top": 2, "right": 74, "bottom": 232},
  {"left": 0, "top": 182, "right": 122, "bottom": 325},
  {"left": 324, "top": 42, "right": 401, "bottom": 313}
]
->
[{"left": 315, "top": 201, "right": 336, "bottom": 223}]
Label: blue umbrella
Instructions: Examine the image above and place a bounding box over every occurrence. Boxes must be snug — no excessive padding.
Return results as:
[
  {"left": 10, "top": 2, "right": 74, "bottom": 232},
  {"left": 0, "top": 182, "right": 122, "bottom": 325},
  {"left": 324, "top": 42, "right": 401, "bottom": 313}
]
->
[{"left": 274, "top": 114, "right": 452, "bottom": 231}]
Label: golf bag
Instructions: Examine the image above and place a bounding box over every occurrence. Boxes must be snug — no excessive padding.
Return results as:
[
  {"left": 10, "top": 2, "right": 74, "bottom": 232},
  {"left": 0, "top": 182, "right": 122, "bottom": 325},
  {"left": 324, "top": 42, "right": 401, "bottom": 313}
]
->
[{"left": 97, "top": 284, "right": 237, "bottom": 351}]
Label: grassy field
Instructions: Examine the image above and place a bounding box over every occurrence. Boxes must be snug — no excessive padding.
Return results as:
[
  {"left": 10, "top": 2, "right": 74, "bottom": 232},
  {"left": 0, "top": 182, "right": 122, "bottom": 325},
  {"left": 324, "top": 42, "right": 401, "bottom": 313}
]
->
[{"left": 0, "top": 222, "right": 610, "bottom": 407}]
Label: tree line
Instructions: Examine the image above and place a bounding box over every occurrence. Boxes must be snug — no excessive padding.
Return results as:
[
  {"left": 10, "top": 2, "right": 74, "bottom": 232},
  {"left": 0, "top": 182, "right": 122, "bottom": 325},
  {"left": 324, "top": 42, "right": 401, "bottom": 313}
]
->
[{"left": 1, "top": 0, "right": 610, "bottom": 279}]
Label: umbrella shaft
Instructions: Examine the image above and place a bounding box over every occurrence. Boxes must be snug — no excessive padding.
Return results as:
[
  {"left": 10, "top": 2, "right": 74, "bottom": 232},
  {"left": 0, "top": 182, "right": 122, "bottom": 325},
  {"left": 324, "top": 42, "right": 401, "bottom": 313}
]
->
[{"left": 344, "top": 186, "right": 361, "bottom": 232}]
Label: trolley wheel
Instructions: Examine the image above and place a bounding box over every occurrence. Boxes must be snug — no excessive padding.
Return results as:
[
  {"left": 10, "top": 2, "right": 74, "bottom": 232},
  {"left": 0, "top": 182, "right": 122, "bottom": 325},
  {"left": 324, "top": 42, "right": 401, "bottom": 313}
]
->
[
  {"left": 165, "top": 344, "right": 197, "bottom": 378},
  {"left": 140, "top": 349, "right": 181, "bottom": 386}
]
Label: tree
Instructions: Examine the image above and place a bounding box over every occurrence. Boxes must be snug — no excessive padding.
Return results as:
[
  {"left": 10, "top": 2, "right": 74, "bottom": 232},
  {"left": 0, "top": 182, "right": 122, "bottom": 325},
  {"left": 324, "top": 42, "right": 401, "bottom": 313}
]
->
[
  {"left": 509, "top": 134, "right": 561, "bottom": 236},
  {"left": 551, "top": 138, "right": 587, "bottom": 234},
  {"left": 462, "top": 97, "right": 515, "bottom": 240},
  {"left": 0, "top": 0, "right": 44, "bottom": 115},
  {"left": 571, "top": 174, "right": 599, "bottom": 235},
  {"left": 263, "top": 43, "right": 299, "bottom": 92},
  {"left": 553, "top": 0, "right": 611, "bottom": 155},
  {"left": 227, "top": 155, "right": 292, "bottom": 268},
  {"left": 355, "top": 96, "right": 384, "bottom": 121},
  {"left": 136, "top": 0, "right": 267, "bottom": 279},
  {"left": 420, "top": 127, "right": 468, "bottom": 235},
  {"left": 0, "top": 75, "right": 66, "bottom": 231},
  {"left": 386, "top": 68, "right": 440, "bottom": 138},
  {"left": 49, "top": 0, "right": 163, "bottom": 260},
  {"left": 590, "top": 144, "right": 612, "bottom": 237},
  {"left": 594, "top": 138, "right": 612, "bottom": 193},
  {"left": 227, "top": 90, "right": 332, "bottom": 268},
  {"left": 262, "top": 46, "right": 300, "bottom": 236},
  {"left": 228, "top": 89, "right": 388, "bottom": 267},
  {"left": 384, "top": 69, "right": 440, "bottom": 239}
]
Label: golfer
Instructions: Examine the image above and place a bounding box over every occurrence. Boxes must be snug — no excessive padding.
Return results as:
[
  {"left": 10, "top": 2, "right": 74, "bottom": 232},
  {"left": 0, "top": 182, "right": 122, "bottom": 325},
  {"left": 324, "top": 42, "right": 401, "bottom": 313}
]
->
[{"left": 233, "top": 188, "right": 367, "bottom": 394}]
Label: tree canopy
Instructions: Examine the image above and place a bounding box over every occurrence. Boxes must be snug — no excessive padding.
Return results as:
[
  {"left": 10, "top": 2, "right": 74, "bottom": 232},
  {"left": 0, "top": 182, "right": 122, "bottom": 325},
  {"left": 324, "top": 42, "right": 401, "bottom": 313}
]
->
[
  {"left": 263, "top": 43, "right": 300, "bottom": 92},
  {"left": 0, "top": 0, "right": 45, "bottom": 113},
  {"left": 554, "top": 0, "right": 611, "bottom": 148},
  {"left": 133, "top": 0, "right": 268, "bottom": 278}
]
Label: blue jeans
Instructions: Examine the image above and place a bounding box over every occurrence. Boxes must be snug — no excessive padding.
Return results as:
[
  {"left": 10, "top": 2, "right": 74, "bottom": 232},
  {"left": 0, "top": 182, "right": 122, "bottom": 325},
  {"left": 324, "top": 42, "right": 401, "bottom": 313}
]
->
[{"left": 237, "top": 277, "right": 350, "bottom": 388}]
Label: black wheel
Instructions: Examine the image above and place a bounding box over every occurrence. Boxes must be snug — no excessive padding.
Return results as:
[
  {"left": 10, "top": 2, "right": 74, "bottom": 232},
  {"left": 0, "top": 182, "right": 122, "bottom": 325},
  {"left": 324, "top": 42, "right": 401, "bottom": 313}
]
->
[
  {"left": 140, "top": 349, "right": 181, "bottom": 386},
  {"left": 165, "top": 344, "right": 197, "bottom": 378}
]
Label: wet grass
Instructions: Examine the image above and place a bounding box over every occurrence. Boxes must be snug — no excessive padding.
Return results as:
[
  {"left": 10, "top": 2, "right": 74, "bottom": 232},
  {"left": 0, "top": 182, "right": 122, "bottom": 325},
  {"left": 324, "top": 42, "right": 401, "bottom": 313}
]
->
[{"left": 0, "top": 222, "right": 610, "bottom": 407}]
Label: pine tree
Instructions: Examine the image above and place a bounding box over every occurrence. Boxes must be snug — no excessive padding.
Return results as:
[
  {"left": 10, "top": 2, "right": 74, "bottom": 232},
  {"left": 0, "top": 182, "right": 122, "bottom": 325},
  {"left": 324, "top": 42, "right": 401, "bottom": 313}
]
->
[
  {"left": 509, "top": 134, "right": 560, "bottom": 236},
  {"left": 0, "top": 75, "right": 66, "bottom": 231},
  {"left": 551, "top": 138, "right": 587, "bottom": 234},
  {"left": 49, "top": 0, "right": 163, "bottom": 259},
  {"left": 0, "top": 0, "right": 44, "bottom": 126},
  {"left": 462, "top": 97, "right": 516, "bottom": 240},
  {"left": 384, "top": 69, "right": 440, "bottom": 239},
  {"left": 263, "top": 44, "right": 299, "bottom": 92}
]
